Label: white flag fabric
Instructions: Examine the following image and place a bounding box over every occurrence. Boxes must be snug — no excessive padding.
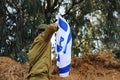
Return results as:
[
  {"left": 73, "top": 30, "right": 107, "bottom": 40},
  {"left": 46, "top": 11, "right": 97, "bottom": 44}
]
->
[{"left": 56, "top": 14, "right": 72, "bottom": 77}]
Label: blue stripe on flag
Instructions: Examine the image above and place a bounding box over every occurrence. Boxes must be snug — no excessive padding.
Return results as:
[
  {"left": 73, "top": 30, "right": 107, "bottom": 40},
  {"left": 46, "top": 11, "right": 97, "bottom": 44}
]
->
[
  {"left": 67, "top": 31, "right": 72, "bottom": 44},
  {"left": 59, "top": 18, "right": 68, "bottom": 32},
  {"left": 63, "top": 31, "right": 72, "bottom": 53},
  {"left": 59, "top": 64, "right": 70, "bottom": 73}
]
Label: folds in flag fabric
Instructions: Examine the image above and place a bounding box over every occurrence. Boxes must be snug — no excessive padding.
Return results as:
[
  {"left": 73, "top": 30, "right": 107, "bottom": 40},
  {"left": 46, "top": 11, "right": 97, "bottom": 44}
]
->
[{"left": 56, "top": 14, "right": 72, "bottom": 77}]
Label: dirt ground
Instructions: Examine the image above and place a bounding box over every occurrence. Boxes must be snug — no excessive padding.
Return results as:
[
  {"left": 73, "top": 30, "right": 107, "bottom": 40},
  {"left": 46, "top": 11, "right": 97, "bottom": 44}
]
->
[
  {"left": 0, "top": 53, "right": 120, "bottom": 80},
  {"left": 0, "top": 56, "right": 29, "bottom": 80},
  {"left": 50, "top": 53, "right": 120, "bottom": 80}
]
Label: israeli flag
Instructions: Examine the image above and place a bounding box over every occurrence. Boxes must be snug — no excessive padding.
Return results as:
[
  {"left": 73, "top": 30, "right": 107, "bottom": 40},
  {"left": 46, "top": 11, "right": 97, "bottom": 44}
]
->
[{"left": 56, "top": 14, "right": 72, "bottom": 77}]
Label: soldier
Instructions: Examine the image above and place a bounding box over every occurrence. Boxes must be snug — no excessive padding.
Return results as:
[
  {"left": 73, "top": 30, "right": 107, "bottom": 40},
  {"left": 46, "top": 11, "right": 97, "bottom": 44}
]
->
[{"left": 27, "top": 23, "right": 58, "bottom": 80}]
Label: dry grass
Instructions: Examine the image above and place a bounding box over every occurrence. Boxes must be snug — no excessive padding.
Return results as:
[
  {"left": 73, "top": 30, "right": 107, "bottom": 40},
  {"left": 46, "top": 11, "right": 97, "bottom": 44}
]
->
[
  {"left": 50, "top": 53, "right": 120, "bottom": 80},
  {"left": 0, "top": 53, "right": 120, "bottom": 80}
]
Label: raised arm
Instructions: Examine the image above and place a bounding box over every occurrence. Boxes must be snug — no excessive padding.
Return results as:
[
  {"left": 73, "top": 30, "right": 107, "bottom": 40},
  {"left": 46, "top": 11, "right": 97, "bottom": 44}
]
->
[{"left": 42, "top": 23, "right": 58, "bottom": 41}]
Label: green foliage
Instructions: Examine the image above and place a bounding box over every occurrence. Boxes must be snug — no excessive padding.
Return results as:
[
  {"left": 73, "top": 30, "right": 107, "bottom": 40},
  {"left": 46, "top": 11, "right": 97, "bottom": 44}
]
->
[
  {"left": 0, "top": 0, "right": 120, "bottom": 62},
  {"left": 113, "top": 49, "right": 120, "bottom": 59},
  {"left": 65, "top": 0, "right": 120, "bottom": 55},
  {"left": 16, "top": 50, "right": 29, "bottom": 63}
]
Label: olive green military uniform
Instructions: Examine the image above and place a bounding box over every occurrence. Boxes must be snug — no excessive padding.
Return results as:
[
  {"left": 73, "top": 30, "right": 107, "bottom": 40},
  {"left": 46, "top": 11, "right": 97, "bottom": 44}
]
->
[{"left": 27, "top": 24, "right": 57, "bottom": 80}]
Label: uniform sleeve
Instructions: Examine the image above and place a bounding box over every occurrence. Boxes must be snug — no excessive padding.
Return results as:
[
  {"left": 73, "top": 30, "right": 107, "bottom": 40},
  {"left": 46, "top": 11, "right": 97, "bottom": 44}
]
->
[
  {"left": 42, "top": 23, "right": 58, "bottom": 41},
  {"left": 29, "top": 23, "right": 58, "bottom": 50}
]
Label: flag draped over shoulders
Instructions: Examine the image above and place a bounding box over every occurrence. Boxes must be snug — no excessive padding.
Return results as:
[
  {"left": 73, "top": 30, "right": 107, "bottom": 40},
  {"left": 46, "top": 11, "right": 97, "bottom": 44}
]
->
[{"left": 56, "top": 14, "right": 72, "bottom": 77}]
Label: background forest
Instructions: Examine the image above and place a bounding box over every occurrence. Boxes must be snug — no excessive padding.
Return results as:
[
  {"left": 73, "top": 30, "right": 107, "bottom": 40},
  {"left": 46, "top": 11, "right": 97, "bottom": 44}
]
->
[{"left": 0, "top": 0, "right": 120, "bottom": 63}]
